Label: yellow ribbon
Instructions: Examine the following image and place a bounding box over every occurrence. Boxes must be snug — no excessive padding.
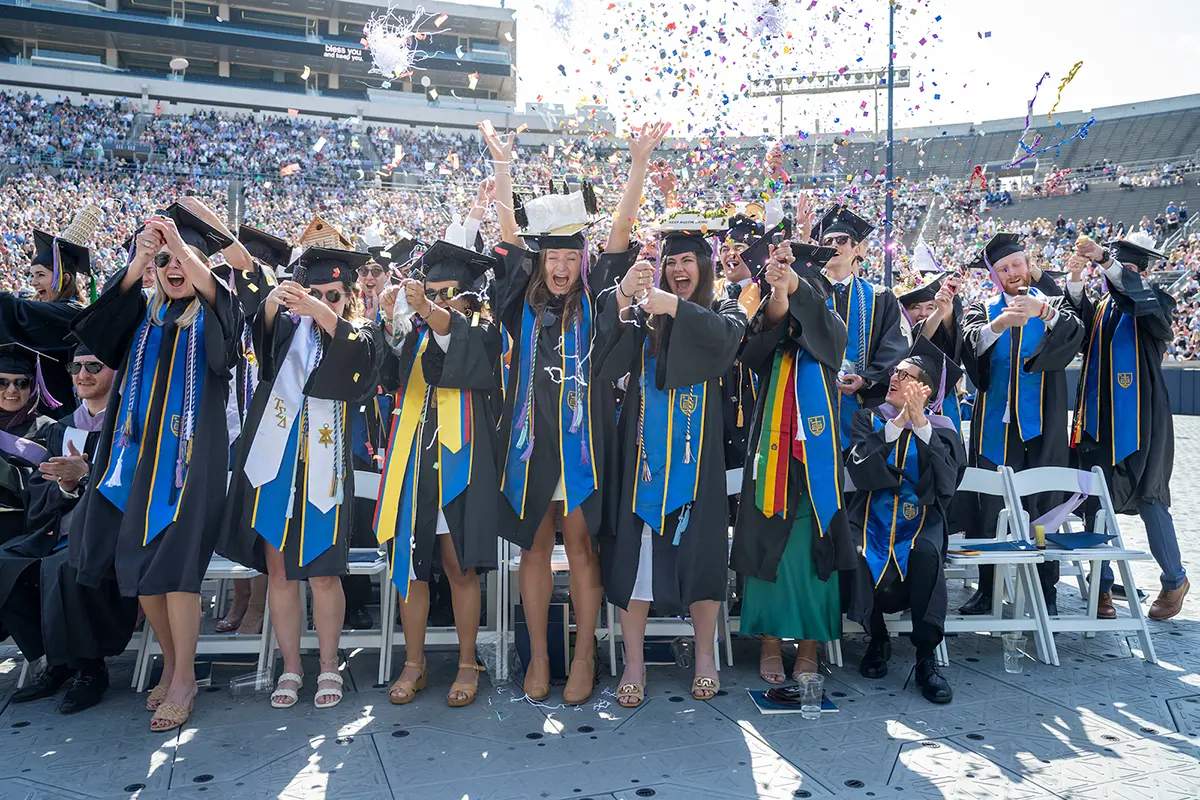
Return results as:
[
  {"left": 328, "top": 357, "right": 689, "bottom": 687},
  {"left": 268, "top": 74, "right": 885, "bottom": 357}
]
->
[
  {"left": 1048, "top": 61, "right": 1083, "bottom": 122},
  {"left": 376, "top": 335, "right": 429, "bottom": 545},
  {"left": 436, "top": 387, "right": 462, "bottom": 453}
]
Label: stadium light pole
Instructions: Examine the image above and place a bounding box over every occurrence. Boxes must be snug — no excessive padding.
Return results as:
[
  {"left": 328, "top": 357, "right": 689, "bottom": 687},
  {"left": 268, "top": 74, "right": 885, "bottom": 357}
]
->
[{"left": 885, "top": 0, "right": 895, "bottom": 287}]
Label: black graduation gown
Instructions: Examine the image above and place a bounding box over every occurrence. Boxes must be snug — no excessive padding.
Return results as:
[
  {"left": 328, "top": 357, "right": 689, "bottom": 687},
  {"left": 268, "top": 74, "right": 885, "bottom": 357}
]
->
[
  {"left": 222, "top": 310, "right": 377, "bottom": 580},
  {"left": 493, "top": 245, "right": 625, "bottom": 550},
  {"left": 1067, "top": 268, "right": 1176, "bottom": 512},
  {"left": 961, "top": 295, "right": 1084, "bottom": 537},
  {"left": 376, "top": 312, "right": 503, "bottom": 580},
  {"left": 830, "top": 279, "right": 908, "bottom": 410},
  {"left": 0, "top": 293, "right": 81, "bottom": 411},
  {"left": 596, "top": 297, "right": 746, "bottom": 614},
  {"left": 69, "top": 270, "right": 240, "bottom": 596},
  {"left": 0, "top": 415, "right": 56, "bottom": 546},
  {"left": 845, "top": 409, "right": 965, "bottom": 635},
  {"left": 730, "top": 281, "right": 856, "bottom": 583},
  {"left": 719, "top": 282, "right": 759, "bottom": 469},
  {"left": 0, "top": 417, "right": 137, "bottom": 664}
]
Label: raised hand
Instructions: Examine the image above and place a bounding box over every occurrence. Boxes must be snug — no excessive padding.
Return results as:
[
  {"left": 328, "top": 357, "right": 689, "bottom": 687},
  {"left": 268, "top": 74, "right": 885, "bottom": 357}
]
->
[
  {"left": 379, "top": 284, "right": 401, "bottom": 320},
  {"left": 1074, "top": 237, "right": 1106, "bottom": 264},
  {"left": 477, "top": 121, "right": 514, "bottom": 166},
  {"left": 639, "top": 286, "right": 680, "bottom": 317},
  {"left": 627, "top": 121, "right": 672, "bottom": 165},
  {"left": 794, "top": 192, "right": 816, "bottom": 242},
  {"left": 620, "top": 260, "right": 655, "bottom": 299},
  {"left": 402, "top": 278, "right": 431, "bottom": 318},
  {"left": 476, "top": 175, "right": 497, "bottom": 206},
  {"left": 39, "top": 441, "right": 89, "bottom": 493}
]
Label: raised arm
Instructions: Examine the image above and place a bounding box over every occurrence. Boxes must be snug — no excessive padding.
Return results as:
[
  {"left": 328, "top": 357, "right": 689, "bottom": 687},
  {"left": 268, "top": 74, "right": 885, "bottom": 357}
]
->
[
  {"left": 605, "top": 122, "right": 672, "bottom": 254},
  {"left": 478, "top": 121, "right": 520, "bottom": 245},
  {"left": 178, "top": 196, "right": 254, "bottom": 273}
]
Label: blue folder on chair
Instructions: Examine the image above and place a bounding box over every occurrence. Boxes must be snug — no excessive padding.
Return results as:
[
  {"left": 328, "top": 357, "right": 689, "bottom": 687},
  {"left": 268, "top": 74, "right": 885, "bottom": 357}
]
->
[{"left": 1045, "top": 532, "right": 1117, "bottom": 550}]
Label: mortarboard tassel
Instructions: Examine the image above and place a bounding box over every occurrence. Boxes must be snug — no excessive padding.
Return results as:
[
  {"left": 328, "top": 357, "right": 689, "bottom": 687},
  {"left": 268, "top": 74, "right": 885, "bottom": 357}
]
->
[{"left": 34, "top": 358, "right": 62, "bottom": 410}]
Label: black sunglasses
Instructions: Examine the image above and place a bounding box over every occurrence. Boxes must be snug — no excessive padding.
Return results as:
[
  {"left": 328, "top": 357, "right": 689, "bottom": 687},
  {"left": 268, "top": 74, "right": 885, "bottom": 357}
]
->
[
  {"left": 153, "top": 253, "right": 171, "bottom": 269},
  {"left": 425, "top": 287, "right": 460, "bottom": 301},
  {"left": 0, "top": 377, "right": 32, "bottom": 390},
  {"left": 357, "top": 266, "right": 385, "bottom": 278},
  {"left": 821, "top": 234, "right": 852, "bottom": 247},
  {"left": 67, "top": 362, "right": 106, "bottom": 375},
  {"left": 309, "top": 289, "right": 344, "bottom": 303}
]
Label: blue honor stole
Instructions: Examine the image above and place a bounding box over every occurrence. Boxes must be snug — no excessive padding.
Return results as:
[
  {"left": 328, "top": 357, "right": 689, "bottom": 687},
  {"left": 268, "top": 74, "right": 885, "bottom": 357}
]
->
[
  {"left": 792, "top": 348, "right": 844, "bottom": 536},
  {"left": 99, "top": 304, "right": 207, "bottom": 545},
  {"left": 502, "top": 297, "right": 597, "bottom": 519},
  {"left": 1076, "top": 295, "right": 1140, "bottom": 464},
  {"left": 861, "top": 416, "right": 927, "bottom": 584},
  {"left": 978, "top": 294, "right": 1046, "bottom": 465},
  {"left": 828, "top": 277, "right": 876, "bottom": 450},
  {"left": 632, "top": 345, "right": 704, "bottom": 544}
]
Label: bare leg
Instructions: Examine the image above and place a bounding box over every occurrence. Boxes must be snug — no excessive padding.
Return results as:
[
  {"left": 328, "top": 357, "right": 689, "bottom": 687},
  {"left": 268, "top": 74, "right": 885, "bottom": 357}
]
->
[
  {"left": 758, "top": 636, "right": 785, "bottom": 684},
  {"left": 792, "top": 639, "right": 819, "bottom": 680},
  {"left": 139, "top": 594, "right": 174, "bottom": 696},
  {"left": 689, "top": 600, "right": 719, "bottom": 699},
  {"left": 440, "top": 535, "right": 481, "bottom": 703},
  {"left": 393, "top": 581, "right": 429, "bottom": 702},
  {"left": 236, "top": 575, "right": 267, "bottom": 635},
  {"left": 308, "top": 575, "right": 345, "bottom": 706},
  {"left": 162, "top": 592, "right": 200, "bottom": 709},
  {"left": 216, "top": 578, "right": 251, "bottom": 631},
  {"left": 617, "top": 600, "right": 650, "bottom": 705},
  {"left": 562, "top": 508, "right": 600, "bottom": 704},
  {"left": 265, "top": 545, "right": 304, "bottom": 704},
  {"left": 517, "top": 503, "right": 557, "bottom": 697}
]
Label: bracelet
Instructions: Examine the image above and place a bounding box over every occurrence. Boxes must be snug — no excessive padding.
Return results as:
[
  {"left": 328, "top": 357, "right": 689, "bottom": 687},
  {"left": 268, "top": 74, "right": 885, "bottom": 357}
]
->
[{"left": 618, "top": 284, "right": 634, "bottom": 299}]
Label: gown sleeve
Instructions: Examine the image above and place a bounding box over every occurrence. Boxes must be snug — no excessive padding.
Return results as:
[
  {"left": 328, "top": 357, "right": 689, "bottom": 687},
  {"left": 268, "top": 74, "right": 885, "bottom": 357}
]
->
[
  {"left": 197, "top": 275, "right": 241, "bottom": 379},
  {"left": 251, "top": 307, "right": 296, "bottom": 384},
  {"left": 960, "top": 300, "right": 992, "bottom": 390},
  {"left": 1024, "top": 297, "right": 1084, "bottom": 373},
  {"left": 69, "top": 267, "right": 149, "bottom": 369},
  {"left": 656, "top": 298, "right": 746, "bottom": 389},
  {"left": 846, "top": 410, "right": 902, "bottom": 492},
  {"left": 423, "top": 313, "right": 502, "bottom": 392},
  {"left": 306, "top": 319, "right": 379, "bottom": 403},
  {"left": 232, "top": 261, "right": 278, "bottom": 321},
  {"left": 860, "top": 289, "right": 909, "bottom": 391},
  {"left": 1105, "top": 267, "right": 1177, "bottom": 344},
  {"left": 589, "top": 247, "right": 640, "bottom": 311},
  {"left": 494, "top": 243, "right": 535, "bottom": 335},
  {"left": 742, "top": 278, "right": 849, "bottom": 375},
  {"left": 0, "top": 293, "right": 80, "bottom": 352},
  {"left": 914, "top": 426, "right": 966, "bottom": 508},
  {"left": 1065, "top": 282, "right": 1097, "bottom": 342},
  {"left": 1033, "top": 270, "right": 1064, "bottom": 297},
  {"left": 21, "top": 424, "right": 87, "bottom": 539},
  {"left": 593, "top": 290, "right": 645, "bottom": 382}
]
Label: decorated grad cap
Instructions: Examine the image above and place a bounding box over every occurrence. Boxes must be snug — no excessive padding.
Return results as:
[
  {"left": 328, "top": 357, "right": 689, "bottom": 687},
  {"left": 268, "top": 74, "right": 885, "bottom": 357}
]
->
[
  {"left": 295, "top": 247, "right": 371, "bottom": 288},
  {"left": 1108, "top": 232, "right": 1165, "bottom": 271},
  {"left": 31, "top": 204, "right": 101, "bottom": 296},
  {"left": 817, "top": 205, "right": 875, "bottom": 244},
  {"left": 162, "top": 202, "right": 234, "bottom": 257},
  {"left": 420, "top": 240, "right": 496, "bottom": 289},
  {"left": 725, "top": 214, "right": 765, "bottom": 245},
  {"left": 966, "top": 232, "right": 1025, "bottom": 284},
  {"left": 515, "top": 184, "right": 599, "bottom": 252},
  {"left": 734, "top": 218, "right": 794, "bottom": 276},
  {"left": 901, "top": 335, "right": 964, "bottom": 412},
  {"left": 895, "top": 272, "right": 946, "bottom": 308},
  {"left": 0, "top": 343, "right": 62, "bottom": 409},
  {"left": 237, "top": 225, "right": 292, "bottom": 269}
]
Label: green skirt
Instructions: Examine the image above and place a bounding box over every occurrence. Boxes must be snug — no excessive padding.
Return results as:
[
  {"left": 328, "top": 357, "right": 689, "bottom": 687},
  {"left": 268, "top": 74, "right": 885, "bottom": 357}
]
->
[{"left": 740, "top": 496, "right": 842, "bottom": 642}]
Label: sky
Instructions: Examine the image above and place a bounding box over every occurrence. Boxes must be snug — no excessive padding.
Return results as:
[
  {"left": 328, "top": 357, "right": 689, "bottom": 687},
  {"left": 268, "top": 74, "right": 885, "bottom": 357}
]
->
[{"left": 480, "top": 0, "right": 1200, "bottom": 138}]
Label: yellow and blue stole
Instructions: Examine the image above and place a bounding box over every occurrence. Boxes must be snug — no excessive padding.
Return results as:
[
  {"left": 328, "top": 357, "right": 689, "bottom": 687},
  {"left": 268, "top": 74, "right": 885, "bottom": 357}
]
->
[
  {"left": 501, "top": 297, "right": 597, "bottom": 519},
  {"left": 828, "top": 277, "right": 876, "bottom": 450},
  {"left": 632, "top": 346, "right": 704, "bottom": 543},
  {"left": 1073, "top": 294, "right": 1139, "bottom": 465},
  {"left": 861, "top": 416, "right": 926, "bottom": 584},
  {"left": 978, "top": 295, "right": 1046, "bottom": 465},
  {"left": 98, "top": 303, "right": 206, "bottom": 545},
  {"left": 374, "top": 328, "right": 473, "bottom": 598}
]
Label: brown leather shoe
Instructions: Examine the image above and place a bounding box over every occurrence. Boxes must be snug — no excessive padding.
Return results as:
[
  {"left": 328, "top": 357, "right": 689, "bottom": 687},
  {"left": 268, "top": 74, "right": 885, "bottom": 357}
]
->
[
  {"left": 1148, "top": 579, "right": 1190, "bottom": 621},
  {"left": 1096, "top": 592, "right": 1117, "bottom": 620}
]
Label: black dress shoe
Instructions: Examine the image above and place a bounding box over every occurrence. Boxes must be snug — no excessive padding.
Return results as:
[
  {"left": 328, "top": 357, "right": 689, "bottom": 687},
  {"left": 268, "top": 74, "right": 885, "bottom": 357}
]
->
[
  {"left": 915, "top": 659, "right": 953, "bottom": 704},
  {"left": 59, "top": 667, "right": 109, "bottom": 715},
  {"left": 958, "top": 589, "right": 993, "bottom": 616},
  {"left": 859, "top": 637, "right": 891, "bottom": 679},
  {"left": 11, "top": 664, "right": 73, "bottom": 703},
  {"left": 344, "top": 607, "right": 374, "bottom": 630}
]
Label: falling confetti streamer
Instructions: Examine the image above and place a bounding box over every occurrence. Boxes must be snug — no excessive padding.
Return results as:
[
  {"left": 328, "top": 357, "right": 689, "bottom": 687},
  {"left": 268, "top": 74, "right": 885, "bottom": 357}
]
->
[
  {"left": 1048, "top": 61, "right": 1083, "bottom": 122},
  {"left": 362, "top": 5, "right": 436, "bottom": 80}
]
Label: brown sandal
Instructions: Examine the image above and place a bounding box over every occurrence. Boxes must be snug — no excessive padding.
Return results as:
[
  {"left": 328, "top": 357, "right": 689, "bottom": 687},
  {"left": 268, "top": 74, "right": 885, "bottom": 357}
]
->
[
  {"left": 145, "top": 683, "right": 170, "bottom": 712},
  {"left": 447, "top": 663, "right": 484, "bottom": 708},
  {"left": 691, "top": 675, "right": 719, "bottom": 701},
  {"left": 523, "top": 656, "right": 550, "bottom": 702},
  {"left": 389, "top": 661, "right": 427, "bottom": 705},
  {"left": 150, "top": 700, "right": 192, "bottom": 733},
  {"left": 562, "top": 658, "right": 596, "bottom": 706},
  {"left": 617, "top": 668, "right": 647, "bottom": 709}
]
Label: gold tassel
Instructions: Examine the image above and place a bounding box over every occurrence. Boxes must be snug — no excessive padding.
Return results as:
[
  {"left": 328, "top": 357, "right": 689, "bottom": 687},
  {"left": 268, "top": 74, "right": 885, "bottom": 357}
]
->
[
  {"left": 736, "top": 401, "right": 744, "bottom": 429},
  {"left": 641, "top": 459, "right": 652, "bottom": 482}
]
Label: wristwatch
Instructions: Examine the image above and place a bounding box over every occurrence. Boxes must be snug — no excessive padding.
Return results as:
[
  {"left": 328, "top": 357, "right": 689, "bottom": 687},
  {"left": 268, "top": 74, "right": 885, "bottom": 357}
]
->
[{"left": 1094, "top": 248, "right": 1109, "bottom": 265}]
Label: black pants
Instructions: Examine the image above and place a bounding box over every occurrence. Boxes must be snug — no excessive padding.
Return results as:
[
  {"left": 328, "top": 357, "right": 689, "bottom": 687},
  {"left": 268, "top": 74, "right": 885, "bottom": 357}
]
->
[
  {"left": 871, "top": 538, "right": 944, "bottom": 660},
  {"left": 343, "top": 496, "right": 377, "bottom": 612}
]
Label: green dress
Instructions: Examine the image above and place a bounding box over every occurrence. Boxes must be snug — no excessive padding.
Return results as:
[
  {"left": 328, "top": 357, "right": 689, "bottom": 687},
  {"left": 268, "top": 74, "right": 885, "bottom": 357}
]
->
[{"left": 740, "top": 496, "right": 842, "bottom": 642}]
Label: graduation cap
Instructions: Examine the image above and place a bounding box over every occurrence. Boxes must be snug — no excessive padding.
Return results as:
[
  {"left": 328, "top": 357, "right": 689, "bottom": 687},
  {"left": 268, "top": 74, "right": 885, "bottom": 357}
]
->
[
  {"left": 0, "top": 343, "right": 62, "bottom": 410},
  {"left": 516, "top": 185, "right": 599, "bottom": 251},
  {"left": 1108, "top": 231, "right": 1165, "bottom": 271},
  {"left": 238, "top": 225, "right": 291, "bottom": 269},
  {"left": 295, "top": 247, "right": 372, "bottom": 287},
  {"left": 816, "top": 205, "right": 875, "bottom": 244},
  {"left": 370, "top": 237, "right": 420, "bottom": 272},
  {"left": 900, "top": 336, "right": 964, "bottom": 414},
  {"left": 660, "top": 231, "right": 714, "bottom": 260},
  {"left": 31, "top": 205, "right": 101, "bottom": 295},
  {"left": 724, "top": 214, "right": 764, "bottom": 245},
  {"left": 162, "top": 203, "right": 234, "bottom": 258},
  {"left": 895, "top": 272, "right": 946, "bottom": 308},
  {"left": 736, "top": 218, "right": 794, "bottom": 276},
  {"left": 966, "top": 232, "right": 1025, "bottom": 284},
  {"left": 419, "top": 240, "right": 496, "bottom": 288},
  {"left": 298, "top": 215, "right": 353, "bottom": 250},
  {"left": 788, "top": 242, "right": 838, "bottom": 295}
]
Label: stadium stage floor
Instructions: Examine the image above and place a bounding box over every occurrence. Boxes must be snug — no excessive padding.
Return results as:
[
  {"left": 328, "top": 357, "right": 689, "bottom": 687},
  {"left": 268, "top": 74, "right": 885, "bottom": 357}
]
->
[{"left": 2, "top": 419, "right": 1199, "bottom": 799}]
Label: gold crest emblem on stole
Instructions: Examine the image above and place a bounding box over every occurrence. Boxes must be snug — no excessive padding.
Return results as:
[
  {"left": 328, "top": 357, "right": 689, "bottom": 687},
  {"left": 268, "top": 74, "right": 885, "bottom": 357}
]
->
[
  {"left": 170, "top": 415, "right": 182, "bottom": 436},
  {"left": 1117, "top": 372, "right": 1133, "bottom": 389},
  {"left": 566, "top": 390, "right": 579, "bottom": 411},
  {"left": 807, "top": 415, "right": 826, "bottom": 437},
  {"left": 902, "top": 502, "right": 918, "bottom": 521},
  {"left": 679, "top": 392, "right": 698, "bottom": 416}
]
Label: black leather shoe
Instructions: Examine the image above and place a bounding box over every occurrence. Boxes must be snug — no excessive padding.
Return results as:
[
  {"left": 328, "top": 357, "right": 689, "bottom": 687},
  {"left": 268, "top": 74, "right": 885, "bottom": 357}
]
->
[
  {"left": 11, "top": 664, "right": 73, "bottom": 703},
  {"left": 344, "top": 607, "right": 374, "bottom": 630},
  {"left": 59, "top": 667, "right": 109, "bottom": 715},
  {"left": 915, "top": 659, "right": 953, "bottom": 704},
  {"left": 859, "top": 637, "right": 891, "bottom": 679},
  {"left": 958, "top": 588, "right": 993, "bottom": 616}
]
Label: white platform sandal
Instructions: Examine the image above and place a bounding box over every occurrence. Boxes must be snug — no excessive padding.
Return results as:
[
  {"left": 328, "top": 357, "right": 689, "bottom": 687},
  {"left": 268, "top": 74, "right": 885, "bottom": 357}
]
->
[
  {"left": 314, "top": 671, "right": 344, "bottom": 709},
  {"left": 270, "top": 672, "right": 303, "bottom": 709}
]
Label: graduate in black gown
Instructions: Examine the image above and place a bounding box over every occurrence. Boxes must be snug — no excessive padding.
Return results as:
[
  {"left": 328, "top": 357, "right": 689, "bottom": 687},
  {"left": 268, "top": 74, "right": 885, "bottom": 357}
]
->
[
  {"left": 958, "top": 233, "right": 1084, "bottom": 617},
  {"left": 479, "top": 119, "right": 668, "bottom": 705},
  {"left": 374, "top": 241, "right": 503, "bottom": 708},
  {"left": 0, "top": 344, "right": 62, "bottom": 545},
  {"left": 1068, "top": 234, "right": 1188, "bottom": 620},
  {"left": 845, "top": 337, "right": 965, "bottom": 704},
  {"left": 70, "top": 202, "right": 240, "bottom": 733},
  {"left": 0, "top": 346, "right": 138, "bottom": 713},
  {"left": 0, "top": 206, "right": 102, "bottom": 412},
  {"left": 597, "top": 228, "right": 745, "bottom": 707},
  {"left": 815, "top": 206, "right": 909, "bottom": 451},
  {"left": 730, "top": 239, "right": 856, "bottom": 683},
  {"left": 717, "top": 215, "right": 766, "bottom": 472},
  {"left": 224, "top": 246, "right": 377, "bottom": 711}
]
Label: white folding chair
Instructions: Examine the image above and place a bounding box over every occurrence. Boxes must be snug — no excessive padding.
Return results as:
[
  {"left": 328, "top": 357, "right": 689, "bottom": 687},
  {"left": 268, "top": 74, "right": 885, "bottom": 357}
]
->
[
  {"left": 943, "top": 466, "right": 1059, "bottom": 666},
  {"left": 1005, "top": 466, "right": 1156, "bottom": 663}
]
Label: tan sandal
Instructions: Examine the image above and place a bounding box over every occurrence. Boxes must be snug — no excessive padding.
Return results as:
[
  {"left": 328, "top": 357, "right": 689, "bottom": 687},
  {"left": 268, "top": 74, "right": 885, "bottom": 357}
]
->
[
  {"left": 617, "top": 668, "right": 647, "bottom": 709},
  {"left": 447, "top": 663, "right": 484, "bottom": 708},
  {"left": 562, "top": 658, "right": 596, "bottom": 706},
  {"left": 145, "top": 683, "right": 170, "bottom": 712},
  {"left": 389, "top": 661, "right": 427, "bottom": 705},
  {"left": 522, "top": 656, "right": 550, "bottom": 702},
  {"left": 691, "top": 675, "right": 719, "bottom": 701},
  {"left": 150, "top": 700, "right": 192, "bottom": 733},
  {"left": 759, "top": 636, "right": 786, "bottom": 685}
]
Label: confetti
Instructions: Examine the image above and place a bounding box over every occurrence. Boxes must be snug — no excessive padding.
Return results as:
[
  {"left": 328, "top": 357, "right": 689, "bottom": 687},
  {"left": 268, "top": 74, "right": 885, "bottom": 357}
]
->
[
  {"left": 434, "top": 13, "right": 448, "bottom": 27},
  {"left": 312, "top": 136, "right": 327, "bottom": 153},
  {"left": 363, "top": 6, "right": 434, "bottom": 80},
  {"left": 468, "top": 72, "right": 479, "bottom": 90},
  {"left": 1048, "top": 61, "right": 1083, "bottom": 122},
  {"left": 301, "top": 65, "right": 311, "bottom": 80}
]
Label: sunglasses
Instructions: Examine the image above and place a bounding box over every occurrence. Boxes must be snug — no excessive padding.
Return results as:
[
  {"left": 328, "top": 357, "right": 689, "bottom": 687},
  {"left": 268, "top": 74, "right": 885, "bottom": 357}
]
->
[
  {"left": 425, "top": 287, "right": 460, "bottom": 301},
  {"left": 67, "top": 362, "right": 106, "bottom": 375},
  {"left": 309, "top": 289, "right": 344, "bottom": 303},
  {"left": 821, "top": 234, "right": 852, "bottom": 247},
  {"left": 357, "top": 266, "right": 385, "bottom": 278},
  {"left": 153, "top": 253, "right": 171, "bottom": 269},
  {"left": 0, "top": 377, "right": 32, "bottom": 390}
]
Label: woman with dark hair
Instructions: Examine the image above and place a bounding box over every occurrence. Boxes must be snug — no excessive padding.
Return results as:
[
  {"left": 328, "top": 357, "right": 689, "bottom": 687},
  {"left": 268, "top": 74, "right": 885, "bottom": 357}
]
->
[
  {"left": 479, "top": 118, "right": 668, "bottom": 705},
  {"left": 70, "top": 202, "right": 240, "bottom": 733},
  {"left": 0, "top": 343, "right": 61, "bottom": 544},
  {"left": 596, "top": 227, "right": 745, "bottom": 707},
  {"left": 223, "top": 246, "right": 378, "bottom": 711},
  {"left": 375, "top": 240, "right": 502, "bottom": 708}
]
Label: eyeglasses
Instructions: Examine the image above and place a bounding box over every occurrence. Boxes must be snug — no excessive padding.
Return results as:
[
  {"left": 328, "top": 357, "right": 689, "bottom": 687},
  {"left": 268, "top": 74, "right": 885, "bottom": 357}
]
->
[
  {"left": 821, "top": 234, "right": 852, "bottom": 247},
  {"left": 0, "top": 377, "right": 32, "bottom": 391},
  {"left": 309, "top": 289, "right": 344, "bottom": 303},
  {"left": 425, "top": 287, "right": 459, "bottom": 301},
  {"left": 357, "top": 266, "right": 385, "bottom": 278},
  {"left": 67, "top": 362, "right": 105, "bottom": 376},
  {"left": 153, "top": 253, "right": 171, "bottom": 269},
  {"left": 892, "top": 369, "right": 922, "bottom": 384}
]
